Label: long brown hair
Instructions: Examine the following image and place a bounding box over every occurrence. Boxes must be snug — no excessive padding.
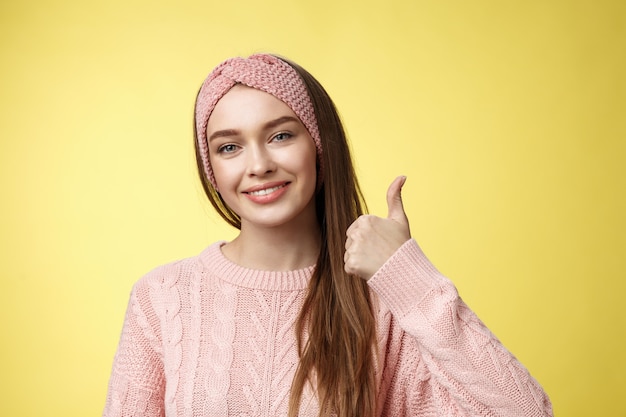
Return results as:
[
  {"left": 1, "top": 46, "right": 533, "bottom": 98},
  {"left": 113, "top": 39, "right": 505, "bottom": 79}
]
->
[{"left": 194, "top": 57, "right": 377, "bottom": 417}]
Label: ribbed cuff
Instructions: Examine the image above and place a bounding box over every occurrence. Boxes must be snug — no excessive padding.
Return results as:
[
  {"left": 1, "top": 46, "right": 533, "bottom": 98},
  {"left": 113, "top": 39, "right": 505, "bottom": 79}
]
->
[{"left": 367, "top": 239, "right": 449, "bottom": 319}]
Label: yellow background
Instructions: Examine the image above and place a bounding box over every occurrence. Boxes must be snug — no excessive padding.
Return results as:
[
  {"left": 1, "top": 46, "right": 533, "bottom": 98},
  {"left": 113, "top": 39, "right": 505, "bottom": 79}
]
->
[{"left": 1, "top": 0, "right": 624, "bottom": 415}]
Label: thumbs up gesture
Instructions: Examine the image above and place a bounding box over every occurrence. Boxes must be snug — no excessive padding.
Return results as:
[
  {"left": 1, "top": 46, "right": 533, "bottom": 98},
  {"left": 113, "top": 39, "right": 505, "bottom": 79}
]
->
[{"left": 344, "top": 176, "right": 412, "bottom": 280}]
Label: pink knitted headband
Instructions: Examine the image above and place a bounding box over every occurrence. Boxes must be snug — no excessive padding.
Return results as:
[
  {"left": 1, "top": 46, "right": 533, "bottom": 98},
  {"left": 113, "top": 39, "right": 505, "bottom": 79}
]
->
[{"left": 195, "top": 54, "right": 322, "bottom": 188}]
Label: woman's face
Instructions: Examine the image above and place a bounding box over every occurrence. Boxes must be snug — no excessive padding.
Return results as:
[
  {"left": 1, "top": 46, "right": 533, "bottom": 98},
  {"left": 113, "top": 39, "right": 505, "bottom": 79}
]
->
[{"left": 206, "top": 85, "right": 318, "bottom": 231}]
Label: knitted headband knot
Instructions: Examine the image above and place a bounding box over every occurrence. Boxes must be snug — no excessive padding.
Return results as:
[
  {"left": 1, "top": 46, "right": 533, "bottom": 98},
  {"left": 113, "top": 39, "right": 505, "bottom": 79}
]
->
[{"left": 195, "top": 54, "right": 323, "bottom": 188}]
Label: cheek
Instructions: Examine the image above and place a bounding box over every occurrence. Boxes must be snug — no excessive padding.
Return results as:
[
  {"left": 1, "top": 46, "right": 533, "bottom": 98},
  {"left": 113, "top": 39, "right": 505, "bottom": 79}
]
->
[
  {"left": 288, "top": 147, "right": 318, "bottom": 202},
  {"left": 279, "top": 149, "right": 316, "bottom": 185},
  {"left": 211, "top": 159, "right": 239, "bottom": 193},
  {"left": 291, "top": 143, "right": 317, "bottom": 172},
  {"left": 303, "top": 148, "right": 319, "bottom": 184}
]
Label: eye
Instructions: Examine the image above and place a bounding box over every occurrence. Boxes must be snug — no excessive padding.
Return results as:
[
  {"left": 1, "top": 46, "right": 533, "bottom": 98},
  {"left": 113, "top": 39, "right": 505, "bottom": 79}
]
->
[
  {"left": 217, "top": 143, "right": 238, "bottom": 154},
  {"left": 272, "top": 132, "right": 293, "bottom": 142}
]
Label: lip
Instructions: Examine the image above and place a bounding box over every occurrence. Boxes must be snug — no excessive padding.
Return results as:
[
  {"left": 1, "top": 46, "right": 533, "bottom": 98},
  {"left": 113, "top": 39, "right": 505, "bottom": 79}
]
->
[
  {"left": 242, "top": 181, "right": 290, "bottom": 204},
  {"left": 243, "top": 181, "right": 289, "bottom": 193}
]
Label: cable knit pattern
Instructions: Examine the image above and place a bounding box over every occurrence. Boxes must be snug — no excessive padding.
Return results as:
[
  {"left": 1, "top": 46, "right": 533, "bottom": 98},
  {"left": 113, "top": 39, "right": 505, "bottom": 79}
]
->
[
  {"left": 182, "top": 261, "right": 201, "bottom": 417},
  {"left": 154, "top": 264, "right": 184, "bottom": 415},
  {"left": 103, "top": 240, "right": 553, "bottom": 417}
]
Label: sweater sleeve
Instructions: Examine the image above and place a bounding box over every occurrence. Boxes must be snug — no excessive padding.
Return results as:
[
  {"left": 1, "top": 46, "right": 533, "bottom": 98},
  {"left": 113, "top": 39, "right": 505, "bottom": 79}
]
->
[
  {"left": 368, "top": 239, "right": 553, "bottom": 417},
  {"left": 103, "top": 278, "right": 166, "bottom": 417}
]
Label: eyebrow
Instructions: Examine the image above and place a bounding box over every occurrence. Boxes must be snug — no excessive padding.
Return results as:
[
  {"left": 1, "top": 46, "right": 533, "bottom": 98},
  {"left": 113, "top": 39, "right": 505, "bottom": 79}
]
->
[{"left": 208, "top": 116, "right": 301, "bottom": 142}]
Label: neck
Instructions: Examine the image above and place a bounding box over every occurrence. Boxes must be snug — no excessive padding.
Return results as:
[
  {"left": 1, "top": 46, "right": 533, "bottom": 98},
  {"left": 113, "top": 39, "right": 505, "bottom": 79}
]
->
[{"left": 223, "top": 218, "right": 321, "bottom": 271}]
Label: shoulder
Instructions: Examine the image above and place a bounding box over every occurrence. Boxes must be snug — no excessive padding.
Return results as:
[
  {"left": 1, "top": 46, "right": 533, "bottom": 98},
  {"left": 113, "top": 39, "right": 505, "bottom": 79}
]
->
[{"left": 131, "top": 241, "right": 225, "bottom": 299}]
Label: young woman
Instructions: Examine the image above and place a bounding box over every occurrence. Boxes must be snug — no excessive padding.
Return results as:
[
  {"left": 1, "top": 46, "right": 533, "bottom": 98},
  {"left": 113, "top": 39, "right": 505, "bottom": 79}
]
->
[{"left": 103, "top": 54, "right": 553, "bottom": 417}]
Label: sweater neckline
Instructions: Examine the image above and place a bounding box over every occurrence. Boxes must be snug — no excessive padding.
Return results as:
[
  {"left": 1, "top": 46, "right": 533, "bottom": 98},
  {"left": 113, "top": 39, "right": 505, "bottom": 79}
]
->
[{"left": 199, "top": 241, "right": 315, "bottom": 291}]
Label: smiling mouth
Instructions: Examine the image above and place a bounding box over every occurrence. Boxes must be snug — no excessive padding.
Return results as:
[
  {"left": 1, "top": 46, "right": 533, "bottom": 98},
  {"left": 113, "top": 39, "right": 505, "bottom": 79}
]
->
[{"left": 246, "top": 184, "right": 288, "bottom": 196}]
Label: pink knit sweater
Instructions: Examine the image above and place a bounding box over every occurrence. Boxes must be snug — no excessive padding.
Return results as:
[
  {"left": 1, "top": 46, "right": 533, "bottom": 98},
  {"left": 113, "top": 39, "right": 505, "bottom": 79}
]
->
[{"left": 103, "top": 240, "right": 552, "bottom": 416}]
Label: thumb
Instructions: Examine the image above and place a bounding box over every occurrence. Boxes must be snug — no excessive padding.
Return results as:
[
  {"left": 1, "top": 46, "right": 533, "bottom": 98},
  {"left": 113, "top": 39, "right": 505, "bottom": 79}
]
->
[{"left": 386, "top": 175, "right": 408, "bottom": 223}]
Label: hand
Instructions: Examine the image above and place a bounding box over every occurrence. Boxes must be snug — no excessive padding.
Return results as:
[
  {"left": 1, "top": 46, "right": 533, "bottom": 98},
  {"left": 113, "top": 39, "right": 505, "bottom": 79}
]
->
[{"left": 344, "top": 176, "right": 412, "bottom": 280}]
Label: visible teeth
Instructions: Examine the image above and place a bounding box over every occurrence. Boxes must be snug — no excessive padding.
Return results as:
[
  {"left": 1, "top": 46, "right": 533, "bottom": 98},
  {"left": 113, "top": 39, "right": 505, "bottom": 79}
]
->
[{"left": 248, "top": 185, "right": 284, "bottom": 196}]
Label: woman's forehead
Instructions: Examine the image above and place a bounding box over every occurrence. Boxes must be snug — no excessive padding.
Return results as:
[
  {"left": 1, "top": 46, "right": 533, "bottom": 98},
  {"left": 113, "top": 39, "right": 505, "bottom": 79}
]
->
[{"left": 207, "top": 85, "right": 300, "bottom": 131}]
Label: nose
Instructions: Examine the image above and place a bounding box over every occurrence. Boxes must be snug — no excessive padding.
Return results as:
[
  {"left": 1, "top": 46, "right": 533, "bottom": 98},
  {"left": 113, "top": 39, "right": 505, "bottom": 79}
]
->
[{"left": 246, "top": 144, "right": 276, "bottom": 177}]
